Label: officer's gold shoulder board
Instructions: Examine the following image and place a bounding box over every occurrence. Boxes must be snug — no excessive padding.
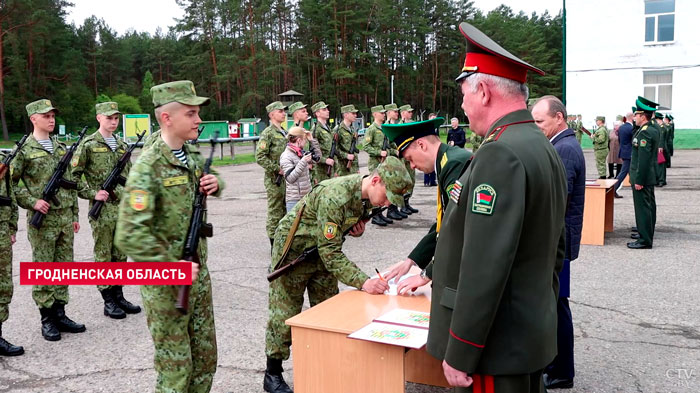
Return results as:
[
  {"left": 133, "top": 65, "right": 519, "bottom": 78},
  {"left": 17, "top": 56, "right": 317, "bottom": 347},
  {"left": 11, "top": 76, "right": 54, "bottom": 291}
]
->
[
  {"left": 440, "top": 153, "right": 448, "bottom": 169},
  {"left": 472, "top": 183, "right": 496, "bottom": 215},
  {"left": 323, "top": 222, "right": 338, "bottom": 240},
  {"left": 129, "top": 190, "right": 149, "bottom": 211}
]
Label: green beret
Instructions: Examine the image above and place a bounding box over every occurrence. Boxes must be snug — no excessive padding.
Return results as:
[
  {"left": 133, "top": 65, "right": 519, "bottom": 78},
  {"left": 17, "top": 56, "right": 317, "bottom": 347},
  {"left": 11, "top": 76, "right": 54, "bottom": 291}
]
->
[
  {"left": 287, "top": 101, "right": 307, "bottom": 115},
  {"left": 384, "top": 103, "right": 399, "bottom": 111},
  {"left": 96, "top": 101, "right": 121, "bottom": 116},
  {"left": 382, "top": 117, "right": 444, "bottom": 157},
  {"left": 310, "top": 101, "right": 328, "bottom": 113},
  {"left": 26, "top": 99, "right": 58, "bottom": 117},
  {"left": 399, "top": 104, "right": 414, "bottom": 112},
  {"left": 371, "top": 105, "right": 386, "bottom": 114},
  {"left": 377, "top": 156, "right": 413, "bottom": 207},
  {"left": 151, "top": 80, "right": 210, "bottom": 108},
  {"left": 341, "top": 104, "right": 358, "bottom": 114},
  {"left": 266, "top": 101, "right": 287, "bottom": 113}
]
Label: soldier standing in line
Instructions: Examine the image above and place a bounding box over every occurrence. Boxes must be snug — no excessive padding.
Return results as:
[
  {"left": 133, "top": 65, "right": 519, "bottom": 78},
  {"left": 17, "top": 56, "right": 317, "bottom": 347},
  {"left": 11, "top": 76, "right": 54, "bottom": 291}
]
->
[
  {"left": 72, "top": 102, "right": 141, "bottom": 319},
  {"left": 116, "top": 80, "right": 223, "bottom": 393},
  {"left": 398, "top": 104, "right": 419, "bottom": 215},
  {"left": 334, "top": 104, "right": 360, "bottom": 176},
  {"left": 0, "top": 148, "right": 23, "bottom": 356},
  {"left": 263, "top": 156, "right": 411, "bottom": 393},
  {"left": 591, "top": 116, "right": 609, "bottom": 179},
  {"left": 575, "top": 114, "right": 584, "bottom": 145},
  {"left": 255, "top": 101, "right": 288, "bottom": 247},
  {"left": 654, "top": 112, "right": 668, "bottom": 187},
  {"left": 10, "top": 99, "right": 85, "bottom": 341},
  {"left": 288, "top": 101, "right": 309, "bottom": 128},
  {"left": 363, "top": 105, "right": 396, "bottom": 226},
  {"left": 309, "top": 101, "right": 335, "bottom": 184},
  {"left": 664, "top": 114, "right": 674, "bottom": 167},
  {"left": 383, "top": 103, "right": 407, "bottom": 221}
]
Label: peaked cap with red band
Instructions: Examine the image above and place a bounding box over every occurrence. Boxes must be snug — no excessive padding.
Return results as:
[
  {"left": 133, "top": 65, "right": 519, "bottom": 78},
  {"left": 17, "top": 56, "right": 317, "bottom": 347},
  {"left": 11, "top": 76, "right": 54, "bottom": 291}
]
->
[{"left": 455, "top": 22, "right": 545, "bottom": 83}]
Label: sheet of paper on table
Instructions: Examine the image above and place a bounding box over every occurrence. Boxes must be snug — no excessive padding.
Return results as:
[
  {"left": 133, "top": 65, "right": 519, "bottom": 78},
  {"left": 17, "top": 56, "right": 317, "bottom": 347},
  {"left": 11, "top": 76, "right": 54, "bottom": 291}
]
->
[
  {"left": 348, "top": 321, "right": 429, "bottom": 349},
  {"left": 370, "top": 272, "right": 416, "bottom": 295},
  {"left": 373, "top": 309, "right": 430, "bottom": 329}
]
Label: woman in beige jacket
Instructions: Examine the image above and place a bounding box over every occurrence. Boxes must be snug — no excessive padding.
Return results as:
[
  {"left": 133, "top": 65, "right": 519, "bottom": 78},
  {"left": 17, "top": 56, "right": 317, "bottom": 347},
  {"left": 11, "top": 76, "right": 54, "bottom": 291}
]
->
[{"left": 280, "top": 126, "right": 321, "bottom": 212}]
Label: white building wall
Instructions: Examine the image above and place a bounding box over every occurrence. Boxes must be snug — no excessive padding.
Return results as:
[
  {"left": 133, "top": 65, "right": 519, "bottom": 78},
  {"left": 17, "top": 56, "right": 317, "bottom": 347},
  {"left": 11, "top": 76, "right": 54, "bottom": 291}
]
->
[{"left": 566, "top": 0, "right": 700, "bottom": 128}]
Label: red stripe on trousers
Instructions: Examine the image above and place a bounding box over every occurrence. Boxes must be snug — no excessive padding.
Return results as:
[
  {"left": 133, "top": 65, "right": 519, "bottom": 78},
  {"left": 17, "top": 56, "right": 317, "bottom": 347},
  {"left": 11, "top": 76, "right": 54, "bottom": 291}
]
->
[{"left": 472, "top": 374, "right": 482, "bottom": 393}]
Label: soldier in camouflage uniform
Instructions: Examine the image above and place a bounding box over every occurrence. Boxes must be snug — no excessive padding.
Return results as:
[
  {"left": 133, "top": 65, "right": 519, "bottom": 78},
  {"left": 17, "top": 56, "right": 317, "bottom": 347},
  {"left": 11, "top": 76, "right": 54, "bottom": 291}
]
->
[
  {"left": 309, "top": 101, "right": 335, "bottom": 183},
  {"left": 0, "top": 150, "right": 24, "bottom": 356},
  {"left": 591, "top": 116, "right": 610, "bottom": 178},
  {"left": 72, "top": 102, "right": 141, "bottom": 319},
  {"left": 398, "top": 104, "right": 419, "bottom": 215},
  {"left": 363, "top": 105, "right": 397, "bottom": 226},
  {"left": 263, "top": 156, "right": 411, "bottom": 393},
  {"left": 470, "top": 132, "right": 483, "bottom": 153},
  {"left": 256, "top": 101, "right": 288, "bottom": 246},
  {"left": 10, "top": 99, "right": 85, "bottom": 342},
  {"left": 115, "top": 81, "right": 223, "bottom": 393},
  {"left": 288, "top": 101, "right": 309, "bottom": 128},
  {"left": 334, "top": 104, "right": 360, "bottom": 176},
  {"left": 383, "top": 103, "right": 406, "bottom": 221},
  {"left": 575, "top": 115, "right": 584, "bottom": 145}
]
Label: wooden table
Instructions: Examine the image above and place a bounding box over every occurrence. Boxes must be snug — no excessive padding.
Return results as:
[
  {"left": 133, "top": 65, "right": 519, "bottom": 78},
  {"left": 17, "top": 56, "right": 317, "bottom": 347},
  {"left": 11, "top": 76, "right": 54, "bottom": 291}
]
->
[
  {"left": 286, "top": 288, "right": 450, "bottom": 393},
  {"left": 581, "top": 179, "right": 618, "bottom": 245}
]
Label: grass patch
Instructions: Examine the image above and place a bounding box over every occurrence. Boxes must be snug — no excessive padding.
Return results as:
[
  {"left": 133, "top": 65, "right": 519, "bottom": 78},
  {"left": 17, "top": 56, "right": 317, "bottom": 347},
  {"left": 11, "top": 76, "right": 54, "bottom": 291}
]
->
[
  {"left": 211, "top": 153, "right": 256, "bottom": 166},
  {"left": 580, "top": 128, "right": 700, "bottom": 150}
]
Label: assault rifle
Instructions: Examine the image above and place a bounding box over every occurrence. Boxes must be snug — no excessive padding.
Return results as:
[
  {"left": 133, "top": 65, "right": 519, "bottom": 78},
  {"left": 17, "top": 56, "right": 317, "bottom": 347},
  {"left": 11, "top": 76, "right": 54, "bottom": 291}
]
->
[
  {"left": 0, "top": 133, "right": 29, "bottom": 206},
  {"left": 267, "top": 207, "right": 387, "bottom": 282},
  {"left": 88, "top": 131, "right": 146, "bottom": 220},
  {"left": 29, "top": 126, "right": 88, "bottom": 229},
  {"left": 326, "top": 132, "right": 339, "bottom": 176},
  {"left": 346, "top": 131, "right": 360, "bottom": 169},
  {"left": 176, "top": 131, "right": 218, "bottom": 314},
  {"left": 380, "top": 136, "right": 390, "bottom": 163}
]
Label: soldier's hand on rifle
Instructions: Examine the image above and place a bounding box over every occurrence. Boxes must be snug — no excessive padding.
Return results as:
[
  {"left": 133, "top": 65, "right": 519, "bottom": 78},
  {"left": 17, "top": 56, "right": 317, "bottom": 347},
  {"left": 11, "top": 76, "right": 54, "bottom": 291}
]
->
[
  {"left": 347, "top": 153, "right": 355, "bottom": 161},
  {"left": 199, "top": 174, "right": 219, "bottom": 195},
  {"left": 384, "top": 258, "right": 415, "bottom": 281},
  {"left": 182, "top": 260, "right": 199, "bottom": 280},
  {"left": 95, "top": 190, "right": 109, "bottom": 202},
  {"left": 348, "top": 220, "right": 366, "bottom": 237},
  {"left": 362, "top": 277, "right": 389, "bottom": 294},
  {"left": 73, "top": 222, "right": 80, "bottom": 233},
  {"left": 10, "top": 234, "right": 16, "bottom": 245},
  {"left": 380, "top": 150, "right": 387, "bottom": 157},
  {"left": 325, "top": 158, "right": 334, "bottom": 166},
  {"left": 34, "top": 199, "right": 50, "bottom": 214}
]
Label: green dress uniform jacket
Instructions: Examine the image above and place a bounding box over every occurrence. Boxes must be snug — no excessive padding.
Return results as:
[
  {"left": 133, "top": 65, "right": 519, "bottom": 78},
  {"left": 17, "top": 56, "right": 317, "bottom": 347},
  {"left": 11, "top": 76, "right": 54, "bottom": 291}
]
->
[
  {"left": 427, "top": 110, "right": 567, "bottom": 375},
  {"left": 630, "top": 123, "right": 659, "bottom": 187},
  {"left": 363, "top": 122, "right": 398, "bottom": 172},
  {"left": 334, "top": 122, "right": 358, "bottom": 175},
  {"left": 408, "top": 144, "right": 471, "bottom": 275},
  {"left": 311, "top": 121, "right": 334, "bottom": 183}
]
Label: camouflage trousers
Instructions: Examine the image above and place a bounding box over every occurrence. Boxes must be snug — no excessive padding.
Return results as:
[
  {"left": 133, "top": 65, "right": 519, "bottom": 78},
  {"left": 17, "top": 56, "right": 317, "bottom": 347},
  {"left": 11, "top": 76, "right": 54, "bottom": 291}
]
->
[
  {"left": 265, "top": 257, "right": 339, "bottom": 360},
  {"left": 141, "top": 263, "right": 217, "bottom": 393},
  {"left": 367, "top": 156, "right": 382, "bottom": 173},
  {"left": 575, "top": 131, "right": 583, "bottom": 144},
  {"left": 311, "top": 164, "right": 333, "bottom": 185},
  {"left": 0, "top": 222, "right": 13, "bottom": 323},
  {"left": 27, "top": 208, "right": 72, "bottom": 309},
  {"left": 594, "top": 148, "right": 609, "bottom": 178},
  {"left": 264, "top": 174, "right": 286, "bottom": 239},
  {"left": 89, "top": 202, "right": 126, "bottom": 291},
  {"left": 335, "top": 159, "right": 358, "bottom": 177},
  {"left": 403, "top": 158, "right": 416, "bottom": 194}
]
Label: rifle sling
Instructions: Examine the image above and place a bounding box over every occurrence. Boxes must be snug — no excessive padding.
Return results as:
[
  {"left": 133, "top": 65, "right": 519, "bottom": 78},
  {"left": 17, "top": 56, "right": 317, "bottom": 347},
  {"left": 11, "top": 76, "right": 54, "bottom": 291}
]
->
[{"left": 272, "top": 200, "right": 306, "bottom": 271}]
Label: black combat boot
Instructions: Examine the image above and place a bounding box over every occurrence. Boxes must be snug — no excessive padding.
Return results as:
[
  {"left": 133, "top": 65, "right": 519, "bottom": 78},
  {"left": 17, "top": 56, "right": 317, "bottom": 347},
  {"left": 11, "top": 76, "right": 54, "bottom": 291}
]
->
[
  {"left": 404, "top": 195, "right": 419, "bottom": 214},
  {"left": 264, "top": 357, "right": 293, "bottom": 393},
  {"left": 371, "top": 215, "right": 387, "bottom": 226},
  {"left": 387, "top": 205, "right": 404, "bottom": 220},
  {"left": 380, "top": 211, "right": 393, "bottom": 224},
  {"left": 113, "top": 286, "right": 141, "bottom": 314},
  {"left": 0, "top": 323, "right": 25, "bottom": 356},
  {"left": 607, "top": 163, "right": 615, "bottom": 179},
  {"left": 52, "top": 303, "right": 86, "bottom": 333},
  {"left": 100, "top": 288, "right": 126, "bottom": 319},
  {"left": 400, "top": 195, "right": 414, "bottom": 215},
  {"left": 40, "top": 308, "right": 61, "bottom": 341}
]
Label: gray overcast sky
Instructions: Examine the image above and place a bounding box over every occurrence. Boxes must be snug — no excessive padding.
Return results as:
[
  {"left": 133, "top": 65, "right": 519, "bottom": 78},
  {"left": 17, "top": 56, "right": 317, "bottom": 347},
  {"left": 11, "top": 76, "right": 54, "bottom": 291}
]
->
[{"left": 67, "top": 0, "right": 563, "bottom": 36}]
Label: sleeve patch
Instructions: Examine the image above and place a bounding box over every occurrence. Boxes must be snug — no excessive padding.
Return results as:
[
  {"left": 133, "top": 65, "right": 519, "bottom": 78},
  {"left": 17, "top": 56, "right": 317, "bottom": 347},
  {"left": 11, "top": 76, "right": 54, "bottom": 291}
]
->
[
  {"left": 258, "top": 140, "right": 267, "bottom": 150},
  {"left": 323, "top": 222, "right": 338, "bottom": 240},
  {"left": 129, "top": 190, "right": 149, "bottom": 211},
  {"left": 640, "top": 139, "right": 647, "bottom": 147},
  {"left": 471, "top": 183, "right": 496, "bottom": 215}
]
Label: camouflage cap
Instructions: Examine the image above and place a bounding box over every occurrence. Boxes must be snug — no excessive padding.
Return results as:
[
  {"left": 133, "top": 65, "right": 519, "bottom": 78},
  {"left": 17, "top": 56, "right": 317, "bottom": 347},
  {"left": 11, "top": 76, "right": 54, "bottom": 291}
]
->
[
  {"left": 341, "top": 104, "right": 359, "bottom": 114},
  {"left": 26, "top": 99, "right": 58, "bottom": 117},
  {"left": 384, "top": 103, "right": 399, "bottom": 112},
  {"left": 311, "top": 101, "right": 329, "bottom": 113},
  {"left": 287, "top": 101, "right": 307, "bottom": 115},
  {"left": 151, "top": 80, "right": 210, "bottom": 108},
  {"left": 377, "top": 156, "right": 413, "bottom": 207},
  {"left": 595, "top": 116, "right": 605, "bottom": 122},
  {"left": 616, "top": 115, "right": 623, "bottom": 121},
  {"left": 266, "top": 101, "right": 287, "bottom": 113},
  {"left": 399, "top": 104, "right": 414, "bottom": 112},
  {"left": 371, "top": 105, "right": 386, "bottom": 114},
  {"left": 96, "top": 101, "right": 121, "bottom": 116}
]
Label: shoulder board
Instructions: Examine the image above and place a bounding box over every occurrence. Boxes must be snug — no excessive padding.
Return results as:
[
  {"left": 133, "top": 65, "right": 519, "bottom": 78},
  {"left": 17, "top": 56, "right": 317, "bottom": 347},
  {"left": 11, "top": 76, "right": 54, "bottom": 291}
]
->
[{"left": 440, "top": 152, "right": 448, "bottom": 169}]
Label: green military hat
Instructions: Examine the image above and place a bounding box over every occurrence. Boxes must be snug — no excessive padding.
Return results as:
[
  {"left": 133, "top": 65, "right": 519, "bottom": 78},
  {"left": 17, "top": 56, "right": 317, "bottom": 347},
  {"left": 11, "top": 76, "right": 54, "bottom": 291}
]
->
[
  {"left": 340, "top": 104, "right": 359, "bottom": 114},
  {"left": 287, "top": 101, "right": 307, "bottom": 115},
  {"left": 26, "top": 99, "right": 58, "bottom": 117},
  {"left": 266, "top": 101, "right": 287, "bottom": 113},
  {"left": 654, "top": 112, "right": 664, "bottom": 119},
  {"left": 377, "top": 156, "right": 413, "bottom": 206},
  {"left": 371, "top": 105, "right": 386, "bottom": 114},
  {"left": 382, "top": 117, "right": 444, "bottom": 157},
  {"left": 399, "top": 104, "right": 414, "bottom": 112},
  {"left": 310, "top": 101, "right": 328, "bottom": 113},
  {"left": 666, "top": 114, "right": 673, "bottom": 120},
  {"left": 151, "top": 80, "right": 210, "bottom": 108},
  {"left": 595, "top": 116, "right": 605, "bottom": 122},
  {"left": 455, "top": 22, "right": 545, "bottom": 83},
  {"left": 632, "top": 106, "right": 637, "bottom": 113},
  {"left": 96, "top": 101, "right": 121, "bottom": 116},
  {"left": 635, "top": 96, "right": 658, "bottom": 113},
  {"left": 384, "top": 103, "right": 399, "bottom": 111}
]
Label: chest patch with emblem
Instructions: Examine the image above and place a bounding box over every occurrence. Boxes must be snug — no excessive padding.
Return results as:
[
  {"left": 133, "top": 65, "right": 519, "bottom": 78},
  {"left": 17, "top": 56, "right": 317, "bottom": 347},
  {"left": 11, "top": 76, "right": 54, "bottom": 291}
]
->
[
  {"left": 449, "top": 180, "right": 463, "bottom": 204},
  {"left": 472, "top": 183, "right": 497, "bottom": 215},
  {"left": 163, "top": 175, "right": 188, "bottom": 187},
  {"left": 323, "top": 222, "right": 338, "bottom": 240}
]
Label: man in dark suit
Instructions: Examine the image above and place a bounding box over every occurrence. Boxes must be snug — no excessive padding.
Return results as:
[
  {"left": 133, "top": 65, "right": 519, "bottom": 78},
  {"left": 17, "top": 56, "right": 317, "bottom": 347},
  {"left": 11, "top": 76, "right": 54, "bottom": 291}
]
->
[
  {"left": 447, "top": 117, "right": 467, "bottom": 148},
  {"left": 532, "top": 96, "right": 586, "bottom": 390},
  {"left": 615, "top": 112, "right": 635, "bottom": 198},
  {"left": 427, "top": 22, "right": 567, "bottom": 393}
]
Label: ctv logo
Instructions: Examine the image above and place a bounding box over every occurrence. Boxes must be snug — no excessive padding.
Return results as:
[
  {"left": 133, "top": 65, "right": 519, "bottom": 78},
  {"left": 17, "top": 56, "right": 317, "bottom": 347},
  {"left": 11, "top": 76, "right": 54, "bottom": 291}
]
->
[{"left": 666, "top": 368, "right": 695, "bottom": 388}]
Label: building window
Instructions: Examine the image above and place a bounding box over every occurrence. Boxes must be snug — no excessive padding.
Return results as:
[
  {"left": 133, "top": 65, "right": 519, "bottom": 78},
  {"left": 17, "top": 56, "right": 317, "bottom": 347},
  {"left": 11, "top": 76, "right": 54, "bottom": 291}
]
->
[
  {"left": 643, "top": 70, "right": 672, "bottom": 109},
  {"left": 645, "top": 0, "right": 675, "bottom": 43}
]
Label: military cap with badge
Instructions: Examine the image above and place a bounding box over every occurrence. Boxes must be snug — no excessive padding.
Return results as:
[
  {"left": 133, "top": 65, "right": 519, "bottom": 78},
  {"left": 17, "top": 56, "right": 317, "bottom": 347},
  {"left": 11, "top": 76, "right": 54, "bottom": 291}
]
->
[
  {"left": 376, "top": 156, "right": 413, "bottom": 207},
  {"left": 96, "top": 101, "right": 121, "bottom": 116},
  {"left": 151, "top": 80, "right": 210, "bottom": 108},
  {"left": 26, "top": 99, "right": 59, "bottom": 117},
  {"left": 382, "top": 117, "right": 444, "bottom": 157}
]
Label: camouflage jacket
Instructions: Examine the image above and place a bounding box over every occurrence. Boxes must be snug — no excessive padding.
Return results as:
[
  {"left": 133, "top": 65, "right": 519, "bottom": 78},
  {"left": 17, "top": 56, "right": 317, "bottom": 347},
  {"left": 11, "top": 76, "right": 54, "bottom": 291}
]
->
[
  {"left": 115, "top": 136, "right": 224, "bottom": 263},
  {"left": 312, "top": 122, "right": 333, "bottom": 169},
  {"left": 255, "top": 124, "right": 287, "bottom": 177},
  {"left": 0, "top": 152, "right": 19, "bottom": 234},
  {"left": 363, "top": 122, "right": 398, "bottom": 158},
  {"left": 142, "top": 129, "right": 161, "bottom": 150},
  {"left": 334, "top": 122, "right": 357, "bottom": 164},
  {"left": 71, "top": 131, "right": 130, "bottom": 204},
  {"left": 470, "top": 133, "right": 483, "bottom": 152},
  {"left": 10, "top": 134, "right": 79, "bottom": 221},
  {"left": 592, "top": 125, "right": 609, "bottom": 150},
  {"left": 274, "top": 174, "right": 371, "bottom": 289}
]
